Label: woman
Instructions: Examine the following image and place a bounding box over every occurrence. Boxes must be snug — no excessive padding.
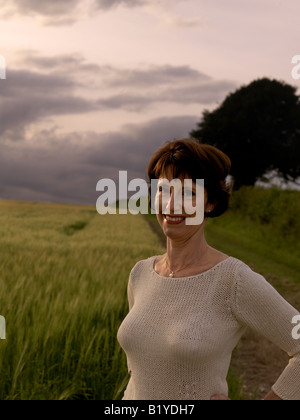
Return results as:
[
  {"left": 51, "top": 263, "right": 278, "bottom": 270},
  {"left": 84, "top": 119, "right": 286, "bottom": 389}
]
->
[{"left": 117, "top": 138, "right": 300, "bottom": 400}]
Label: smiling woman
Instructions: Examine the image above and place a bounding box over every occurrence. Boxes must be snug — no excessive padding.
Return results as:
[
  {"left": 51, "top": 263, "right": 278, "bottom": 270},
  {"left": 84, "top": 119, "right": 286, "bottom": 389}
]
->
[{"left": 117, "top": 138, "right": 300, "bottom": 400}]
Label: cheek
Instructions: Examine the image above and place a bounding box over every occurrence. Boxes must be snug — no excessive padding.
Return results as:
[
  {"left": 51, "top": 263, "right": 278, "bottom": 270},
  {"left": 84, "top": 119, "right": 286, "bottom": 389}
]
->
[
  {"left": 182, "top": 197, "right": 194, "bottom": 215},
  {"left": 154, "top": 191, "right": 162, "bottom": 214},
  {"left": 183, "top": 188, "right": 205, "bottom": 216},
  {"left": 156, "top": 212, "right": 164, "bottom": 226}
]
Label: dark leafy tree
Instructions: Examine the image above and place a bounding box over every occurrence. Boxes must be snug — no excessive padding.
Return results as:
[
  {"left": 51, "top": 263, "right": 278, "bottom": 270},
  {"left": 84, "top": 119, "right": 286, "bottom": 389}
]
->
[{"left": 190, "top": 78, "right": 300, "bottom": 189}]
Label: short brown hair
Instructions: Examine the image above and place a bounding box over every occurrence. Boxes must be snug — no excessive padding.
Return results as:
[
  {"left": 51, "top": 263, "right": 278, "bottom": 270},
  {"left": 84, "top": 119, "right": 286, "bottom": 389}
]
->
[{"left": 147, "top": 138, "right": 232, "bottom": 218}]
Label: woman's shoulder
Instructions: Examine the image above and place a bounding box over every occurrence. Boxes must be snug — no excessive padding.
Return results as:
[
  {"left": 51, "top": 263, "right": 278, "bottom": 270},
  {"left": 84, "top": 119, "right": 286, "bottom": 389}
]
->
[
  {"left": 129, "top": 255, "right": 157, "bottom": 281},
  {"left": 227, "top": 257, "right": 275, "bottom": 299},
  {"left": 232, "top": 257, "right": 266, "bottom": 280},
  {"left": 225, "top": 256, "right": 266, "bottom": 282},
  {"left": 214, "top": 256, "right": 269, "bottom": 299}
]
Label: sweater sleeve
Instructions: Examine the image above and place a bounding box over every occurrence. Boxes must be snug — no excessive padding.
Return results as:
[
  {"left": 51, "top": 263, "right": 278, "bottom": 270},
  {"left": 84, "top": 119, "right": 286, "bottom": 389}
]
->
[
  {"left": 127, "top": 260, "right": 142, "bottom": 312},
  {"left": 122, "top": 266, "right": 136, "bottom": 383},
  {"left": 232, "top": 262, "right": 300, "bottom": 400},
  {"left": 127, "top": 270, "right": 134, "bottom": 312}
]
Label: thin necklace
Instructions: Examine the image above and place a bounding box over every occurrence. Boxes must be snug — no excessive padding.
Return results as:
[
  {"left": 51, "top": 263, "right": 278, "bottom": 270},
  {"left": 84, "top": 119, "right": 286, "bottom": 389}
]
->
[{"left": 165, "top": 256, "right": 197, "bottom": 278}]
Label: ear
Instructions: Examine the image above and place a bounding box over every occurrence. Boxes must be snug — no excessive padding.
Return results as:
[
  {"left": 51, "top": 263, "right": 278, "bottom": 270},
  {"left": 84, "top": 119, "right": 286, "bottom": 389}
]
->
[{"left": 205, "top": 200, "right": 217, "bottom": 217}]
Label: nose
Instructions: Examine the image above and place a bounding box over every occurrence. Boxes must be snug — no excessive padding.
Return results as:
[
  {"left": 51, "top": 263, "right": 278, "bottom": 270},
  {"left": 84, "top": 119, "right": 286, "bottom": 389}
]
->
[{"left": 165, "top": 188, "right": 182, "bottom": 215}]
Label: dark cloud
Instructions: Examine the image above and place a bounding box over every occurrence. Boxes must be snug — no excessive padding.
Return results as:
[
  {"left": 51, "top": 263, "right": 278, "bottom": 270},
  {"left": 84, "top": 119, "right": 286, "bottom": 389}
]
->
[
  {"left": 0, "top": 116, "right": 199, "bottom": 205},
  {"left": 105, "top": 65, "right": 210, "bottom": 87},
  {"left": 1, "top": 0, "right": 191, "bottom": 26},
  {"left": 94, "top": 0, "right": 146, "bottom": 10},
  {"left": 11, "top": 0, "right": 147, "bottom": 15},
  {"left": 17, "top": 51, "right": 102, "bottom": 75},
  {"left": 0, "top": 69, "right": 98, "bottom": 138},
  {"left": 87, "top": 115, "right": 199, "bottom": 172},
  {"left": 0, "top": 95, "right": 97, "bottom": 139},
  {"left": 160, "top": 80, "right": 236, "bottom": 104},
  {"left": 12, "top": 0, "right": 81, "bottom": 16},
  {"left": 0, "top": 53, "right": 236, "bottom": 204},
  {"left": 0, "top": 0, "right": 149, "bottom": 24},
  {"left": 99, "top": 94, "right": 151, "bottom": 112},
  {"left": 94, "top": 64, "right": 236, "bottom": 111},
  {"left": 97, "top": 80, "right": 236, "bottom": 111},
  {"left": 1, "top": 56, "right": 236, "bottom": 138},
  {"left": 0, "top": 69, "right": 75, "bottom": 98},
  {"left": 0, "top": 0, "right": 83, "bottom": 25},
  {"left": 18, "top": 58, "right": 210, "bottom": 88},
  {"left": 0, "top": 0, "right": 203, "bottom": 28}
]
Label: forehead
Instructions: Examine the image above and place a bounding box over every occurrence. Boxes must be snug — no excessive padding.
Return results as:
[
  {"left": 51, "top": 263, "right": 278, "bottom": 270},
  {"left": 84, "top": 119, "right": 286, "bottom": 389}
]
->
[
  {"left": 159, "top": 165, "right": 192, "bottom": 181},
  {"left": 157, "top": 167, "right": 205, "bottom": 192}
]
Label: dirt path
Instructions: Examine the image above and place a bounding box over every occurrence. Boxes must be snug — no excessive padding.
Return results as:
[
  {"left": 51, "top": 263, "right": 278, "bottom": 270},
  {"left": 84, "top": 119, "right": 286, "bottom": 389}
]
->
[
  {"left": 144, "top": 215, "right": 300, "bottom": 400},
  {"left": 230, "top": 273, "right": 300, "bottom": 400}
]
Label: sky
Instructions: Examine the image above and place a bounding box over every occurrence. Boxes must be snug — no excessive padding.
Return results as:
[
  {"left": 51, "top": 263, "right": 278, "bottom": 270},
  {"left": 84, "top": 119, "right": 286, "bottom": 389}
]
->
[{"left": 0, "top": 0, "right": 299, "bottom": 204}]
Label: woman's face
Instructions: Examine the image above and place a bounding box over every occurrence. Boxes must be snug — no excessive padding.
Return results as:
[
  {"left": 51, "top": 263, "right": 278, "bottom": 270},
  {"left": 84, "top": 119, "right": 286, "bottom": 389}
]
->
[{"left": 154, "top": 169, "right": 210, "bottom": 240}]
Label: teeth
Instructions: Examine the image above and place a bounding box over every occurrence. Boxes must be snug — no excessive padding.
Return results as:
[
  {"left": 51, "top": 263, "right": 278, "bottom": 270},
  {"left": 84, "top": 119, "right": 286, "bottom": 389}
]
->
[{"left": 165, "top": 216, "right": 185, "bottom": 222}]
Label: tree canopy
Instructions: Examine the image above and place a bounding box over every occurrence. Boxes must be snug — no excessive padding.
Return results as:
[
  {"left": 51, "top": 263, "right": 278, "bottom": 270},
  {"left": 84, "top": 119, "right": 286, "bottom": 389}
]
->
[{"left": 190, "top": 78, "right": 300, "bottom": 189}]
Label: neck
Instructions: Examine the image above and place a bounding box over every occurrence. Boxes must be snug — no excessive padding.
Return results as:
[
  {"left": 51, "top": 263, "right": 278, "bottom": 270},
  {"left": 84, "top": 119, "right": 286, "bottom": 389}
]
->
[{"left": 166, "top": 228, "right": 209, "bottom": 271}]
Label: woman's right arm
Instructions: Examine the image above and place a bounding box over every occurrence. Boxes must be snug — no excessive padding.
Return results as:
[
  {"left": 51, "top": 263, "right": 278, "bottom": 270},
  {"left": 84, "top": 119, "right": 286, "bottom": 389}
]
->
[{"left": 232, "top": 263, "right": 300, "bottom": 400}]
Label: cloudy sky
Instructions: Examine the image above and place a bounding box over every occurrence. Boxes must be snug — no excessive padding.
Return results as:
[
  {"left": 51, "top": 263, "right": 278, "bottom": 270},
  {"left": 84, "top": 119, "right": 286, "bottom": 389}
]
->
[{"left": 0, "top": 0, "right": 299, "bottom": 204}]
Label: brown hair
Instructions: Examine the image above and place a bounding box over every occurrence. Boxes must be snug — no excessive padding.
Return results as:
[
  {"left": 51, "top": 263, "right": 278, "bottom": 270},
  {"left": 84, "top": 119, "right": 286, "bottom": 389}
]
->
[{"left": 147, "top": 138, "right": 232, "bottom": 218}]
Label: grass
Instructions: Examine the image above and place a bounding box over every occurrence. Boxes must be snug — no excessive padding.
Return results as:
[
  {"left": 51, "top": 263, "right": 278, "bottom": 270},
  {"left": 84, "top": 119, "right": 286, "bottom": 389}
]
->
[
  {"left": 204, "top": 187, "right": 300, "bottom": 288},
  {"left": 0, "top": 200, "right": 164, "bottom": 400},
  {"left": 205, "top": 212, "right": 300, "bottom": 285}
]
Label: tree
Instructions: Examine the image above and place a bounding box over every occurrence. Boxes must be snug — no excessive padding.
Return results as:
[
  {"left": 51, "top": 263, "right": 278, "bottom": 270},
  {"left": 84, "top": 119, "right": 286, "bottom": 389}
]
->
[{"left": 190, "top": 78, "right": 300, "bottom": 189}]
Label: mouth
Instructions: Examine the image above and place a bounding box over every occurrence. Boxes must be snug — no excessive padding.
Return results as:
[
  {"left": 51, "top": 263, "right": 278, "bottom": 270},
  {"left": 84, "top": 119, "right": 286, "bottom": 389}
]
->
[{"left": 164, "top": 215, "right": 186, "bottom": 225}]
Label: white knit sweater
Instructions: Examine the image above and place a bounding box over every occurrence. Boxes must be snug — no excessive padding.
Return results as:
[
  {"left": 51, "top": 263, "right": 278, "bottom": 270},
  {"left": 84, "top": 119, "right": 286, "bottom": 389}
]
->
[{"left": 117, "top": 256, "right": 300, "bottom": 400}]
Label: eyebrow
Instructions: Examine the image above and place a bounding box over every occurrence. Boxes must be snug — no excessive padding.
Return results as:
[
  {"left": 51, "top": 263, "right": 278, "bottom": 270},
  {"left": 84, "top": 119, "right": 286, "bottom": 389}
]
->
[{"left": 157, "top": 179, "right": 197, "bottom": 191}]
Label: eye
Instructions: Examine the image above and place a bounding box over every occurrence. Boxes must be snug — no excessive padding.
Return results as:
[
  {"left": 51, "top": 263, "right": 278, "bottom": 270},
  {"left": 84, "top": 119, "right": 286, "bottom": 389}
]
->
[
  {"left": 183, "top": 189, "right": 195, "bottom": 197},
  {"left": 158, "top": 186, "right": 170, "bottom": 194}
]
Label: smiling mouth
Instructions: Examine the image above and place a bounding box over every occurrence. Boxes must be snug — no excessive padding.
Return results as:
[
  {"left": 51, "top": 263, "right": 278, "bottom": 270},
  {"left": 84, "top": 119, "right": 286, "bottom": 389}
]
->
[{"left": 164, "top": 215, "right": 186, "bottom": 224}]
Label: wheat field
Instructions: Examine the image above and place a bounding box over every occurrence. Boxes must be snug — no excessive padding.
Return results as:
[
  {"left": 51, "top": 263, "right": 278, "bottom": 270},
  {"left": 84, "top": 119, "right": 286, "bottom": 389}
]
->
[{"left": 0, "top": 200, "right": 164, "bottom": 400}]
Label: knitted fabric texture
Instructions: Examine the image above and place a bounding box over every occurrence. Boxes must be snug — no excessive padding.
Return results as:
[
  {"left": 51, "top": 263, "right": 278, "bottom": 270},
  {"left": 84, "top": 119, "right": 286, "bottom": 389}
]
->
[{"left": 117, "top": 256, "right": 300, "bottom": 400}]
